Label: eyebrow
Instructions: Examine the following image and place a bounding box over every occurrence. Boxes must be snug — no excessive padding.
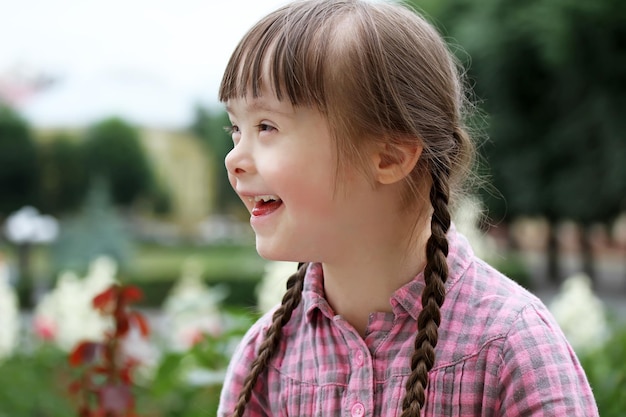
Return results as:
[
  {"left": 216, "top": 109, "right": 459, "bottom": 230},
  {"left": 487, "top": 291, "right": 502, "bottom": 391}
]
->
[{"left": 225, "top": 98, "right": 295, "bottom": 117}]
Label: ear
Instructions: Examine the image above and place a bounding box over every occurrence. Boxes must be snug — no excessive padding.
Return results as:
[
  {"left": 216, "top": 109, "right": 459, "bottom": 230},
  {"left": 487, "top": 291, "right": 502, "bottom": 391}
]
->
[{"left": 371, "top": 142, "right": 422, "bottom": 185}]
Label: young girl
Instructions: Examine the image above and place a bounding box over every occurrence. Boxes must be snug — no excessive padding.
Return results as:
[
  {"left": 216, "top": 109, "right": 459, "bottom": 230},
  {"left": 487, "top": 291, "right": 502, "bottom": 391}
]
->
[{"left": 217, "top": 0, "right": 598, "bottom": 415}]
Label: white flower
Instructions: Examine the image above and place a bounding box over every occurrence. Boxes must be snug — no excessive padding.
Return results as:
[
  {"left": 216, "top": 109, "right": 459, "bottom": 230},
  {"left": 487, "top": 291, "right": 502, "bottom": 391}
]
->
[
  {"left": 33, "top": 256, "right": 117, "bottom": 351},
  {"left": 162, "top": 258, "right": 226, "bottom": 352},
  {"left": 549, "top": 273, "right": 609, "bottom": 353},
  {"left": 121, "top": 325, "right": 161, "bottom": 384},
  {"left": 0, "top": 257, "right": 19, "bottom": 361},
  {"left": 256, "top": 261, "right": 298, "bottom": 314}
]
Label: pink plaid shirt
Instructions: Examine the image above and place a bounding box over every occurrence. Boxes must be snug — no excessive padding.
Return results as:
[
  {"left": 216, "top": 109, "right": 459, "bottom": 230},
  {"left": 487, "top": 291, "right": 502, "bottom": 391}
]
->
[{"left": 218, "top": 230, "right": 598, "bottom": 416}]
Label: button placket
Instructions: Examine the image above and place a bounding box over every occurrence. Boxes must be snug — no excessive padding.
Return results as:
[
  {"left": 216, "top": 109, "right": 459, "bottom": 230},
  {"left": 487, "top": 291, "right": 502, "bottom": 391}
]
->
[
  {"left": 336, "top": 320, "right": 373, "bottom": 417},
  {"left": 355, "top": 350, "right": 364, "bottom": 367},
  {"left": 351, "top": 402, "right": 365, "bottom": 417}
]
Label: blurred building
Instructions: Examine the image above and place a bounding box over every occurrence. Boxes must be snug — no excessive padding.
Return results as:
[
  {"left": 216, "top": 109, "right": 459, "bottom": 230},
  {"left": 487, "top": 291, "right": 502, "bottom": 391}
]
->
[{"left": 0, "top": 67, "right": 216, "bottom": 238}]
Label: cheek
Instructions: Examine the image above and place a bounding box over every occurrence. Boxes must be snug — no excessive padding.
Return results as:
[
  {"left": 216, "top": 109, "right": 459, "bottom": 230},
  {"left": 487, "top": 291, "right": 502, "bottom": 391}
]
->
[
  {"left": 286, "top": 173, "right": 337, "bottom": 216},
  {"left": 227, "top": 173, "right": 237, "bottom": 189},
  {"left": 262, "top": 143, "right": 337, "bottom": 202}
]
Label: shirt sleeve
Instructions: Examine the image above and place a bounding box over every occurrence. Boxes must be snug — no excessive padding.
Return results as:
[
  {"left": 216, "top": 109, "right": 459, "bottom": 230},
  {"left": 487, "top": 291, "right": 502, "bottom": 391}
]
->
[
  {"left": 497, "top": 303, "right": 599, "bottom": 416},
  {"left": 217, "top": 315, "right": 273, "bottom": 417}
]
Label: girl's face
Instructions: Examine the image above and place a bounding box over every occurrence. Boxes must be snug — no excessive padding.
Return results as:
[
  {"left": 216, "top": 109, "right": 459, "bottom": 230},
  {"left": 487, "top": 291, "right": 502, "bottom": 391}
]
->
[{"left": 224, "top": 93, "right": 378, "bottom": 262}]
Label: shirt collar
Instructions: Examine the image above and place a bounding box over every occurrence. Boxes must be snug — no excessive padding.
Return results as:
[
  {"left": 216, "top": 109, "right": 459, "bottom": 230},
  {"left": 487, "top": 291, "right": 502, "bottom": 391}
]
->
[
  {"left": 391, "top": 227, "right": 472, "bottom": 319},
  {"left": 303, "top": 262, "right": 335, "bottom": 322},
  {"left": 302, "top": 226, "right": 474, "bottom": 322}
]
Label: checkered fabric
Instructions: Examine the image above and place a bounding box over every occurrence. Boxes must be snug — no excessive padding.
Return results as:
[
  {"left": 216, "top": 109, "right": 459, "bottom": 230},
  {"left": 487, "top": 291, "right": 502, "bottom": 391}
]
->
[{"left": 218, "top": 230, "right": 598, "bottom": 416}]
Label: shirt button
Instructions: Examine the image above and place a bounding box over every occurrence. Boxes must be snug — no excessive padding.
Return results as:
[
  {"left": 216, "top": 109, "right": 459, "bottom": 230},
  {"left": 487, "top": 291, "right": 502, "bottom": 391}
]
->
[
  {"left": 351, "top": 402, "right": 365, "bottom": 417},
  {"left": 355, "top": 351, "right": 364, "bottom": 366}
]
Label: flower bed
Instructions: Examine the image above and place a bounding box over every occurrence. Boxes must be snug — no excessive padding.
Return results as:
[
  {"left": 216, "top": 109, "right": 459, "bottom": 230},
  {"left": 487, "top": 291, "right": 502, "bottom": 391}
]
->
[{"left": 1, "top": 257, "right": 624, "bottom": 416}]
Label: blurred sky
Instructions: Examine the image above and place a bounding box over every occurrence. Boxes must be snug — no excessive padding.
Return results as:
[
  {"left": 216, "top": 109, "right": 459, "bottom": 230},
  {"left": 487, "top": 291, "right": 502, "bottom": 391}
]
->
[{"left": 0, "top": 0, "right": 289, "bottom": 128}]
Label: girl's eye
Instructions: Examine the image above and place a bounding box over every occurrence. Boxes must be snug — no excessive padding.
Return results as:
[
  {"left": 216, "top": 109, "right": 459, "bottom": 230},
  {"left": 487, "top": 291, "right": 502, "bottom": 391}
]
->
[
  {"left": 223, "top": 125, "right": 239, "bottom": 135},
  {"left": 257, "top": 123, "right": 276, "bottom": 133}
]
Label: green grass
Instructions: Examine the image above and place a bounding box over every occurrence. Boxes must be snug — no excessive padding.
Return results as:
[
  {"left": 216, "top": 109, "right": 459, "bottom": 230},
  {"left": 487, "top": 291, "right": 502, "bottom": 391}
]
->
[
  {"left": 125, "top": 243, "right": 268, "bottom": 308},
  {"left": 128, "top": 243, "right": 266, "bottom": 283},
  {"left": 3, "top": 242, "right": 268, "bottom": 309}
]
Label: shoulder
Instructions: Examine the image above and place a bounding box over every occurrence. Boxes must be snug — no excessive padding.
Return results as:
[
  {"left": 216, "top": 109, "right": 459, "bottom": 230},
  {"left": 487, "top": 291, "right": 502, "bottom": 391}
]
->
[
  {"left": 226, "top": 306, "right": 278, "bottom": 375},
  {"left": 438, "top": 247, "right": 570, "bottom": 370},
  {"left": 496, "top": 298, "right": 599, "bottom": 415},
  {"left": 439, "top": 259, "right": 598, "bottom": 414},
  {"left": 443, "top": 254, "right": 547, "bottom": 343},
  {"left": 441, "top": 256, "right": 598, "bottom": 414},
  {"left": 444, "top": 228, "right": 543, "bottom": 333},
  {"left": 217, "top": 308, "right": 278, "bottom": 417}
]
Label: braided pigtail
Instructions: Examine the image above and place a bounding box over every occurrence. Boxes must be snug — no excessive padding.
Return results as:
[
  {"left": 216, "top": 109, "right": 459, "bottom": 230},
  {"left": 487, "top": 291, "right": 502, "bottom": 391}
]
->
[
  {"left": 400, "top": 162, "right": 451, "bottom": 416},
  {"left": 231, "top": 262, "right": 308, "bottom": 417}
]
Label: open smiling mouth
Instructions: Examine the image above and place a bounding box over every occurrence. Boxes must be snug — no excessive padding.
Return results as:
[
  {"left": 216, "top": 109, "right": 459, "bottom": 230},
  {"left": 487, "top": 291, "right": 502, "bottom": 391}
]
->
[{"left": 251, "top": 195, "right": 283, "bottom": 216}]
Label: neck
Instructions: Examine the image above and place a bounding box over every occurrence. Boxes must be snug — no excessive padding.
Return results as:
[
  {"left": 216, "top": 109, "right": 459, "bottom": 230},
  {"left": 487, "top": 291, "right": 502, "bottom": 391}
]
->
[{"left": 322, "top": 219, "right": 430, "bottom": 337}]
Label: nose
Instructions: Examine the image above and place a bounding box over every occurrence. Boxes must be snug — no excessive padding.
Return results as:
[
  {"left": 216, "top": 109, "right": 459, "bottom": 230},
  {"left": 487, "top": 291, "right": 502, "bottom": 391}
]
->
[{"left": 224, "top": 139, "right": 255, "bottom": 177}]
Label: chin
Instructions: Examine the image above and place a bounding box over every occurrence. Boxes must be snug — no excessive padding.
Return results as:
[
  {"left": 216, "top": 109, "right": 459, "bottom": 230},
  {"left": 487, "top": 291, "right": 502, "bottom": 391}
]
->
[
  {"left": 255, "top": 239, "right": 300, "bottom": 262},
  {"left": 256, "top": 247, "right": 292, "bottom": 262}
]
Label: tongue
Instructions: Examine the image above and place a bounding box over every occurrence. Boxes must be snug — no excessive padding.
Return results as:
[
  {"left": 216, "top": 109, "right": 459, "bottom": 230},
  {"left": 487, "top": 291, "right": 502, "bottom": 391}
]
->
[{"left": 252, "top": 200, "right": 283, "bottom": 216}]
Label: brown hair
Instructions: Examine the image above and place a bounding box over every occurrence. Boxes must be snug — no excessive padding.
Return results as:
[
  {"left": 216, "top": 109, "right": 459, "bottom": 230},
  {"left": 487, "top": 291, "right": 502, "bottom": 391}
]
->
[{"left": 219, "top": 0, "right": 475, "bottom": 415}]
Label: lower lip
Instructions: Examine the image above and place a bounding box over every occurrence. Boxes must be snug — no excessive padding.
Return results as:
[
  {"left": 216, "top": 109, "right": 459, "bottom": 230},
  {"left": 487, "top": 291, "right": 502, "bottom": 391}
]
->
[{"left": 250, "top": 201, "right": 283, "bottom": 225}]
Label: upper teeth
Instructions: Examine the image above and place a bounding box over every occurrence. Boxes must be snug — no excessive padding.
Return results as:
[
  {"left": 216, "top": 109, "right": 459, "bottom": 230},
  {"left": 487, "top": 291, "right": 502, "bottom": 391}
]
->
[{"left": 253, "top": 195, "right": 279, "bottom": 202}]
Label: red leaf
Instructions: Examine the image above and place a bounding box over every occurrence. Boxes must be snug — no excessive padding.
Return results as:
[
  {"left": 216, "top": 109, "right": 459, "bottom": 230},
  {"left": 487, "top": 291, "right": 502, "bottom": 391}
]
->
[
  {"left": 93, "top": 286, "right": 117, "bottom": 313},
  {"left": 103, "top": 343, "right": 115, "bottom": 363},
  {"left": 78, "top": 405, "right": 92, "bottom": 417},
  {"left": 92, "top": 365, "right": 109, "bottom": 375},
  {"left": 115, "top": 315, "right": 130, "bottom": 337},
  {"left": 129, "top": 311, "right": 150, "bottom": 337},
  {"left": 120, "top": 366, "right": 133, "bottom": 384},
  {"left": 68, "top": 380, "right": 82, "bottom": 394},
  {"left": 69, "top": 341, "right": 101, "bottom": 366},
  {"left": 121, "top": 285, "right": 143, "bottom": 304},
  {"left": 99, "top": 384, "right": 134, "bottom": 413}
]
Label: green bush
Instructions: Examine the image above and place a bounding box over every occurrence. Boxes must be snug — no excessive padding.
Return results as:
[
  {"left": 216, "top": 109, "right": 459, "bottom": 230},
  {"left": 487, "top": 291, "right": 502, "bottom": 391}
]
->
[
  {"left": 0, "top": 308, "right": 257, "bottom": 417},
  {"left": 488, "top": 253, "right": 533, "bottom": 290},
  {"left": 0, "top": 347, "right": 75, "bottom": 417},
  {"left": 0, "top": 345, "right": 226, "bottom": 417},
  {"left": 144, "top": 308, "right": 257, "bottom": 416},
  {"left": 579, "top": 319, "right": 626, "bottom": 416}
]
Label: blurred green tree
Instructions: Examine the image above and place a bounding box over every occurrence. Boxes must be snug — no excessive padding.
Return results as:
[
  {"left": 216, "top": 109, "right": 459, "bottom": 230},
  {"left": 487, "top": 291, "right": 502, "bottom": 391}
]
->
[
  {"left": 0, "top": 105, "right": 39, "bottom": 217},
  {"left": 38, "top": 133, "right": 88, "bottom": 216},
  {"left": 412, "top": 0, "right": 626, "bottom": 282},
  {"left": 83, "top": 117, "right": 157, "bottom": 209},
  {"left": 191, "top": 105, "right": 241, "bottom": 214},
  {"left": 537, "top": 0, "right": 626, "bottom": 280}
]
